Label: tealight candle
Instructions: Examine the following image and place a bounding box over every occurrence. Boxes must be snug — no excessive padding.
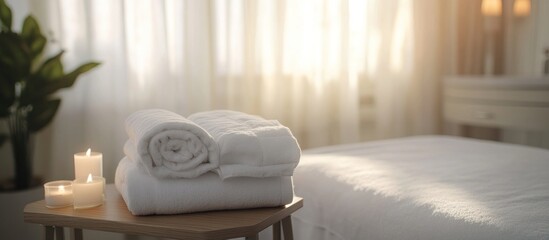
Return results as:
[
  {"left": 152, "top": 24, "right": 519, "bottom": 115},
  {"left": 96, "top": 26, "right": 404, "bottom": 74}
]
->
[
  {"left": 73, "top": 174, "right": 105, "bottom": 209},
  {"left": 74, "top": 148, "right": 103, "bottom": 181},
  {"left": 44, "top": 181, "right": 73, "bottom": 208}
]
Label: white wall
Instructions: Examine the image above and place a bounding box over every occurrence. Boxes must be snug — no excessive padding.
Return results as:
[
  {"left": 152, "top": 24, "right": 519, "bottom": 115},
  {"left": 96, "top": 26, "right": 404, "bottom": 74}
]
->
[
  {"left": 504, "top": 0, "right": 549, "bottom": 76},
  {"left": 502, "top": 0, "right": 549, "bottom": 148}
]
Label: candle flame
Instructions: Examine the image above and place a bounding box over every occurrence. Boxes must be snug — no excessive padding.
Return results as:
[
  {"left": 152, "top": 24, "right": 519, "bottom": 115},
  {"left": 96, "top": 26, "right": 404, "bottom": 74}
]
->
[
  {"left": 59, "top": 185, "right": 65, "bottom": 193},
  {"left": 86, "top": 148, "right": 91, "bottom": 157},
  {"left": 87, "top": 173, "right": 93, "bottom": 183}
]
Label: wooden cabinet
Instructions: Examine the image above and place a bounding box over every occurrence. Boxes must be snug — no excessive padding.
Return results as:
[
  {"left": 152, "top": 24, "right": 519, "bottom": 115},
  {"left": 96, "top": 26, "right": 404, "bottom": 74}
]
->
[{"left": 444, "top": 76, "right": 549, "bottom": 132}]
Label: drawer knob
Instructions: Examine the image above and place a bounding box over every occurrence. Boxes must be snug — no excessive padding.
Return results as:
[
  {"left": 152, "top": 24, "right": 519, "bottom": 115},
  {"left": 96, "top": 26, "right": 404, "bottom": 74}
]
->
[{"left": 474, "top": 110, "right": 493, "bottom": 119}]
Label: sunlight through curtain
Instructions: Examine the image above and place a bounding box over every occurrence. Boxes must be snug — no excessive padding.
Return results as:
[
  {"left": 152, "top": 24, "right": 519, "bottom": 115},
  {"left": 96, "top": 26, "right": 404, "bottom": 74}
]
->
[{"left": 3, "top": 0, "right": 443, "bottom": 182}]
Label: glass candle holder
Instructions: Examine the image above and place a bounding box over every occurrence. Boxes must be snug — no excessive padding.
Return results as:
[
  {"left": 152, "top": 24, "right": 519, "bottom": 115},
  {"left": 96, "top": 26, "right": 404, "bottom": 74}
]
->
[
  {"left": 44, "top": 180, "right": 73, "bottom": 208},
  {"left": 73, "top": 175, "right": 105, "bottom": 209}
]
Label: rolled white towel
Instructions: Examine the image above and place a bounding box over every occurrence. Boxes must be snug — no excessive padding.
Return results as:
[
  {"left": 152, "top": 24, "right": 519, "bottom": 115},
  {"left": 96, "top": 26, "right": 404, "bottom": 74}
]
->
[
  {"left": 188, "top": 110, "right": 301, "bottom": 179},
  {"left": 125, "top": 109, "right": 219, "bottom": 178},
  {"left": 115, "top": 157, "right": 295, "bottom": 215}
]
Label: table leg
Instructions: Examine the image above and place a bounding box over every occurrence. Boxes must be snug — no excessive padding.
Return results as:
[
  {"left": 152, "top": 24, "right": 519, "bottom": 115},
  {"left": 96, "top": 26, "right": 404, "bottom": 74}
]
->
[
  {"left": 273, "top": 221, "right": 281, "bottom": 240},
  {"left": 281, "top": 216, "right": 294, "bottom": 240},
  {"left": 72, "top": 228, "right": 83, "bottom": 240},
  {"left": 44, "top": 226, "right": 54, "bottom": 240},
  {"left": 245, "top": 234, "right": 259, "bottom": 240},
  {"left": 55, "top": 226, "right": 65, "bottom": 240}
]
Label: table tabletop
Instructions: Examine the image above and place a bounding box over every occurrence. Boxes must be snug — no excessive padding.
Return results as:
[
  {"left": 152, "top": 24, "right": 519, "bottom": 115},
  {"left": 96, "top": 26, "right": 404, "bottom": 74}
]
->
[{"left": 24, "top": 184, "right": 303, "bottom": 240}]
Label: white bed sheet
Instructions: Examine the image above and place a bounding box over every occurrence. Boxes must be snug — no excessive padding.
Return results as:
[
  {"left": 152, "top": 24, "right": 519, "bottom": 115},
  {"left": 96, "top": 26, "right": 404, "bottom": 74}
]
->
[{"left": 293, "top": 136, "right": 549, "bottom": 240}]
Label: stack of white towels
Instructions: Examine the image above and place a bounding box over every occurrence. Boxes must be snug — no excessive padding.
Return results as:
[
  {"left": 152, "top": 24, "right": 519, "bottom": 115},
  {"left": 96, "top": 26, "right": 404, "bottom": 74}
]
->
[{"left": 115, "top": 109, "right": 301, "bottom": 215}]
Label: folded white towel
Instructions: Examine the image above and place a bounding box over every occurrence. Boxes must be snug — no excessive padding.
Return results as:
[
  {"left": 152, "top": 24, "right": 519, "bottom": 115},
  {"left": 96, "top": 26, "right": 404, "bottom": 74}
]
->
[
  {"left": 188, "top": 110, "right": 301, "bottom": 179},
  {"left": 115, "top": 157, "right": 295, "bottom": 215},
  {"left": 124, "top": 109, "right": 219, "bottom": 178}
]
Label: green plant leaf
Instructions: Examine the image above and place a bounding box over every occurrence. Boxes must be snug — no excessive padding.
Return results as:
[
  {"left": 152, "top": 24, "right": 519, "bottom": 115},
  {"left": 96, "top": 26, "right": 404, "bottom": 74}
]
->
[
  {"left": 19, "top": 52, "right": 65, "bottom": 105},
  {"left": 21, "top": 16, "right": 45, "bottom": 61},
  {"left": 33, "top": 62, "right": 100, "bottom": 99},
  {"left": 21, "top": 16, "right": 40, "bottom": 40},
  {"left": 0, "top": 32, "right": 31, "bottom": 83},
  {"left": 34, "top": 51, "right": 64, "bottom": 81},
  {"left": 0, "top": 33, "right": 28, "bottom": 67},
  {"left": 28, "top": 98, "right": 61, "bottom": 133},
  {"left": 21, "top": 60, "right": 100, "bottom": 105},
  {"left": 63, "top": 62, "right": 101, "bottom": 85},
  {"left": 30, "top": 35, "right": 46, "bottom": 58},
  {"left": 0, "top": 0, "right": 12, "bottom": 31}
]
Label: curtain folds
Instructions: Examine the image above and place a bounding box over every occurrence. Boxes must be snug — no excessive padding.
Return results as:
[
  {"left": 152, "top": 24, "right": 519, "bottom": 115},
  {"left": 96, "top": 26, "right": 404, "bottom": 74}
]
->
[{"left": 4, "top": 0, "right": 444, "bottom": 181}]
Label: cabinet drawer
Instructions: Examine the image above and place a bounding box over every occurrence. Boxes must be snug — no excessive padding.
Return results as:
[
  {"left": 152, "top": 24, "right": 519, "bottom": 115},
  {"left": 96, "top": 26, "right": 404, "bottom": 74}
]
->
[
  {"left": 445, "top": 88, "right": 549, "bottom": 104},
  {"left": 444, "top": 102, "right": 549, "bottom": 131}
]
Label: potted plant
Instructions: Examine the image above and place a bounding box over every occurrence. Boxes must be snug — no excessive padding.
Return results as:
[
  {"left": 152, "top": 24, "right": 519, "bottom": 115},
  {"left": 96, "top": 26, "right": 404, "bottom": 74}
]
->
[{"left": 0, "top": 0, "right": 100, "bottom": 190}]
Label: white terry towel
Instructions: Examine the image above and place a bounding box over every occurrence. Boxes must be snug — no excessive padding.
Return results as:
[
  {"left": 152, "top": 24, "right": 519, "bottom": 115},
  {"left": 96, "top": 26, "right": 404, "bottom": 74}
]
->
[
  {"left": 115, "top": 157, "right": 295, "bottom": 215},
  {"left": 124, "top": 109, "right": 219, "bottom": 178},
  {"left": 188, "top": 110, "right": 301, "bottom": 179}
]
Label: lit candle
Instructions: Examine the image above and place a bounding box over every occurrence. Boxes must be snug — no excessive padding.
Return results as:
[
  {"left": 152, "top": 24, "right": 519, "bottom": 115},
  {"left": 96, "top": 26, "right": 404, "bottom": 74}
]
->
[
  {"left": 74, "top": 148, "right": 103, "bottom": 181},
  {"left": 73, "top": 174, "right": 105, "bottom": 209},
  {"left": 44, "top": 180, "right": 73, "bottom": 208}
]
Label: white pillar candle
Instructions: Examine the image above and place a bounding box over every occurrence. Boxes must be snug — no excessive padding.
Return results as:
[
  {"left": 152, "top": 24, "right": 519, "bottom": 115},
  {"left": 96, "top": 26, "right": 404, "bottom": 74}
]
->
[
  {"left": 73, "top": 174, "right": 105, "bottom": 209},
  {"left": 44, "top": 181, "right": 73, "bottom": 208},
  {"left": 74, "top": 148, "right": 103, "bottom": 181}
]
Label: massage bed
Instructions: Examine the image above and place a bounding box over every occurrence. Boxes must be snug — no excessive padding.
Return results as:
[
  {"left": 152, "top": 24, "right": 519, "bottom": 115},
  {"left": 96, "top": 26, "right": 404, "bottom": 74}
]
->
[{"left": 292, "top": 135, "right": 549, "bottom": 240}]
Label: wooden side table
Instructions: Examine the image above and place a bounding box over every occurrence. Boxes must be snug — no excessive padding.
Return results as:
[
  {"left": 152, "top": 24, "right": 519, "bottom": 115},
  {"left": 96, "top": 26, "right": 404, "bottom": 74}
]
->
[{"left": 24, "top": 185, "right": 303, "bottom": 240}]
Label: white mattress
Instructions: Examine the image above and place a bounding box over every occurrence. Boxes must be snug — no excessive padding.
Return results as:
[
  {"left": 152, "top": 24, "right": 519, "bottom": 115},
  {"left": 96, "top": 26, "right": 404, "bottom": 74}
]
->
[{"left": 293, "top": 136, "right": 549, "bottom": 240}]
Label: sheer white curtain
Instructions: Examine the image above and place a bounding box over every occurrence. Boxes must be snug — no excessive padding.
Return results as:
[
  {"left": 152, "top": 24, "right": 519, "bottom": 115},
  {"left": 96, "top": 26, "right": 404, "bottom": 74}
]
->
[{"left": 2, "top": 0, "right": 444, "bottom": 181}]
